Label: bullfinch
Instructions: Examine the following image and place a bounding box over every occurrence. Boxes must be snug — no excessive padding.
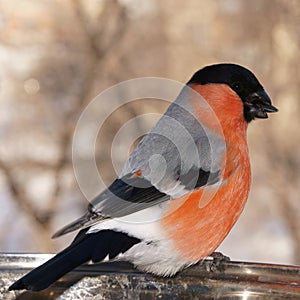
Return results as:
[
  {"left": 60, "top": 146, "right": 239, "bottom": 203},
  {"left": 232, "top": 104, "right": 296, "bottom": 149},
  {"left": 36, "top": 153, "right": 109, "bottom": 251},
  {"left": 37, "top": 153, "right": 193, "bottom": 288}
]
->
[{"left": 9, "top": 63, "right": 278, "bottom": 291}]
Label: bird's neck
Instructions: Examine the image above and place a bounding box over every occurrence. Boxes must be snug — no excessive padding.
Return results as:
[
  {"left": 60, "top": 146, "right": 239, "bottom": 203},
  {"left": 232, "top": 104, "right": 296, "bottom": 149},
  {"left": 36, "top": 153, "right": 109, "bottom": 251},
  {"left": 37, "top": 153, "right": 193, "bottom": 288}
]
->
[{"left": 189, "top": 83, "right": 248, "bottom": 139}]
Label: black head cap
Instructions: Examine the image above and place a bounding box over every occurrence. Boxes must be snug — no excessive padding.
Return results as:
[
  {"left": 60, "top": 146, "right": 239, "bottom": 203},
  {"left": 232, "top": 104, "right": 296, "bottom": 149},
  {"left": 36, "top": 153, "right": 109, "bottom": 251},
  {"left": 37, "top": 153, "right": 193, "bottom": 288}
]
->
[{"left": 187, "top": 63, "right": 278, "bottom": 122}]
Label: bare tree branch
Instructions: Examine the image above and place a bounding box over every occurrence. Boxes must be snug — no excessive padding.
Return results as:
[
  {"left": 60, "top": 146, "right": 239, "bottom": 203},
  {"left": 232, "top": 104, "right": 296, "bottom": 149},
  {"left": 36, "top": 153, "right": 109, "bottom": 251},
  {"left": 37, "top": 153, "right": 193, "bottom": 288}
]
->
[{"left": 0, "top": 159, "right": 53, "bottom": 251}]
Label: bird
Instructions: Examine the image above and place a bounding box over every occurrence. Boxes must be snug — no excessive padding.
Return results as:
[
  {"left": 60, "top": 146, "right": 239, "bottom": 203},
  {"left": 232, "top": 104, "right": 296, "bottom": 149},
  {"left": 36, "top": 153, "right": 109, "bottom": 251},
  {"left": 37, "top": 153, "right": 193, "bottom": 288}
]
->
[{"left": 9, "top": 63, "right": 278, "bottom": 292}]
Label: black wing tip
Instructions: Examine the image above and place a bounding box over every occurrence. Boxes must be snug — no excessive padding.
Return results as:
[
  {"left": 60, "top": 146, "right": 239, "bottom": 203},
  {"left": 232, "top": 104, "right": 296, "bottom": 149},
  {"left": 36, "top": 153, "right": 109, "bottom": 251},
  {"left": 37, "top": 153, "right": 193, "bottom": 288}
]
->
[
  {"left": 51, "top": 226, "right": 73, "bottom": 239},
  {"left": 52, "top": 212, "right": 100, "bottom": 239},
  {"left": 52, "top": 227, "right": 72, "bottom": 239}
]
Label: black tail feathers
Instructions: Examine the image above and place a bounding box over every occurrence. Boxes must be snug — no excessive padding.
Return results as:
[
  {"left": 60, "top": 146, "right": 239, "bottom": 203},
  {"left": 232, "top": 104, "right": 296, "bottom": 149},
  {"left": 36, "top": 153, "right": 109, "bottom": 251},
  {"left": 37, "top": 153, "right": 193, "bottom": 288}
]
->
[{"left": 9, "top": 229, "right": 140, "bottom": 292}]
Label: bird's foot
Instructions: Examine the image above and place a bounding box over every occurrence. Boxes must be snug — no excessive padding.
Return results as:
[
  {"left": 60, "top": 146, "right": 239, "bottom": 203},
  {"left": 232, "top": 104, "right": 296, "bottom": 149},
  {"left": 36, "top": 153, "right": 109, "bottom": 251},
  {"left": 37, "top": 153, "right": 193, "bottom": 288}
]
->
[{"left": 208, "top": 251, "right": 230, "bottom": 272}]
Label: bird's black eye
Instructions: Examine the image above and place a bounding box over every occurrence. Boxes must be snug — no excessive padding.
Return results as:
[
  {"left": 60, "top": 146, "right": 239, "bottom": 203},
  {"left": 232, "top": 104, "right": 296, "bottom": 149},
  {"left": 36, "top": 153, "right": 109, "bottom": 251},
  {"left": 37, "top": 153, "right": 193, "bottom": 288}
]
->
[{"left": 232, "top": 81, "right": 242, "bottom": 92}]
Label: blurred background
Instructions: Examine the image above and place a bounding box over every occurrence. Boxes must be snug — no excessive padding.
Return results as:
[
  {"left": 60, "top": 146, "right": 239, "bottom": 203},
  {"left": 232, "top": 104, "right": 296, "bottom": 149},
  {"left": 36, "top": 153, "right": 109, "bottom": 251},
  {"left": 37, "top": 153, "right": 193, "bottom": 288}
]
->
[{"left": 0, "top": 0, "right": 299, "bottom": 266}]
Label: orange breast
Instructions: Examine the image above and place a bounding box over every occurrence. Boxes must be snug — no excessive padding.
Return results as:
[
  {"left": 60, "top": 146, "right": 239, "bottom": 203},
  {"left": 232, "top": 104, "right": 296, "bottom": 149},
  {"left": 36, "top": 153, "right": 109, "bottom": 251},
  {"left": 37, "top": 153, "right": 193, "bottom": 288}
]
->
[{"left": 160, "top": 84, "right": 251, "bottom": 260}]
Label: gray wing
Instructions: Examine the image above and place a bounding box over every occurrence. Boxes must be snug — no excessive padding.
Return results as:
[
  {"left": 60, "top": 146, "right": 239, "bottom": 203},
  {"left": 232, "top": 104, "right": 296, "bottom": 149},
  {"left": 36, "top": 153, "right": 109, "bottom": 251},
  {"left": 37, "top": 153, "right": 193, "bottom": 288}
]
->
[{"left": 53, "top": 87, "right": 225, "bottom": 238}]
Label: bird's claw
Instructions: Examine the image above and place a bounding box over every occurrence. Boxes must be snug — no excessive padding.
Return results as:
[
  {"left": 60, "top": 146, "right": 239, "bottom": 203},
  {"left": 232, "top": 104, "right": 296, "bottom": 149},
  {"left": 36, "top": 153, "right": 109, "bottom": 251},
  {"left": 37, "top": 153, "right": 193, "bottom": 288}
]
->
[{"left": 209, "top": 251, "right": 230, "bottom": 272}]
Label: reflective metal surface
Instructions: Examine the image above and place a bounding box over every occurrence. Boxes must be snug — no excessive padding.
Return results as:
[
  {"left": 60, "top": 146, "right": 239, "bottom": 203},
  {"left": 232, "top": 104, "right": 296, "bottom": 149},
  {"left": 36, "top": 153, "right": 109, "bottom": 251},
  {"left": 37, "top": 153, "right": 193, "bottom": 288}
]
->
[{"left": 1, "top": 253, "right": 300, "bottom": 299}]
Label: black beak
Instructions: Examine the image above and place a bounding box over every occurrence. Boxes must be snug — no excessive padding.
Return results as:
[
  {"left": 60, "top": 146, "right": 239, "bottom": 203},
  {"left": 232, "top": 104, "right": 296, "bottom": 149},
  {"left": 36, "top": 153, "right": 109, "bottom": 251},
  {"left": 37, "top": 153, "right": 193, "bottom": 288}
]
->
[{"left": 244, "top": 90, "right": 278, "bottom": 122}]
